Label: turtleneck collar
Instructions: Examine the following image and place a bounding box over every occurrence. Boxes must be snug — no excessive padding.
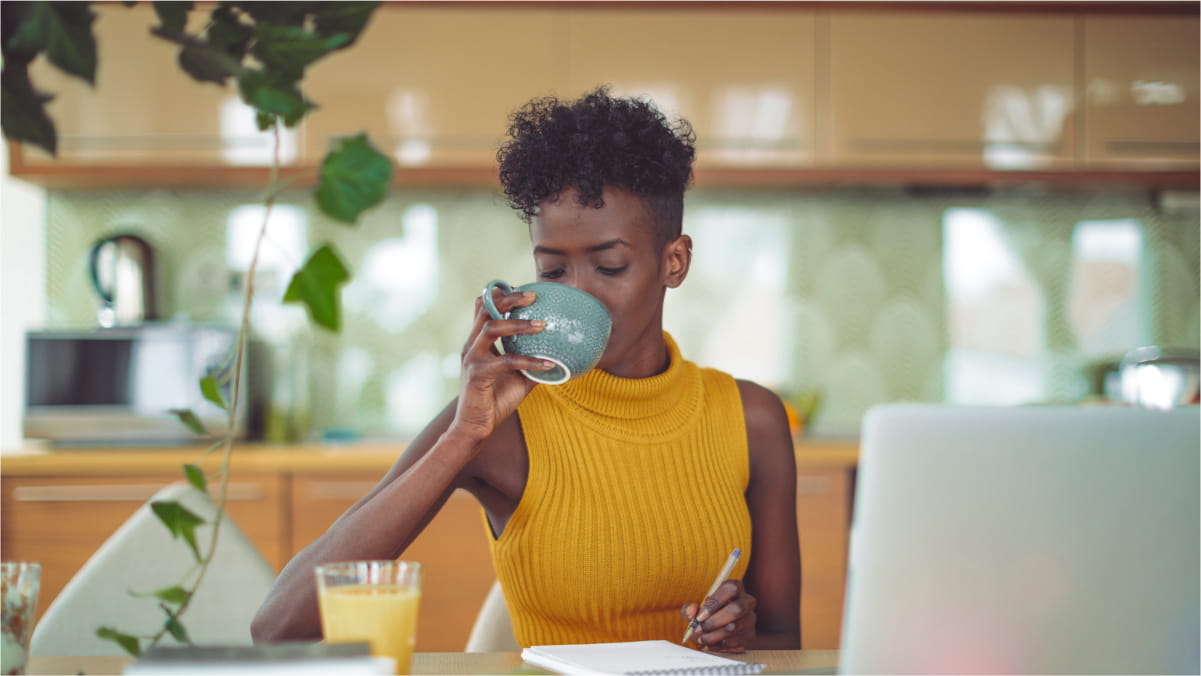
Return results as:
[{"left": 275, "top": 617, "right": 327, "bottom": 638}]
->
[{"left": 543, "top": 333, "right": 703, "bottom": 441}]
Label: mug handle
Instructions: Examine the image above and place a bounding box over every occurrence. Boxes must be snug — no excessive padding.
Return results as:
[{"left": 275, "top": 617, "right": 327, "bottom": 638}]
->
[{"left": 481, "top": 280, "right": 513, "bottom": 320}]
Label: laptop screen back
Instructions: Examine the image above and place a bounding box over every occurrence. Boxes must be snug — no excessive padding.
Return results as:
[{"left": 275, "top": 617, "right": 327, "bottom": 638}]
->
[{"left": 839, "top": 404, "right": 1199, "bottom": 675}]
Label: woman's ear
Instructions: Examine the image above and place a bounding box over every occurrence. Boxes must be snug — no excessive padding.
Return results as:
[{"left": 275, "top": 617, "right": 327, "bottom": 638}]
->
[{"left": 662, "top": 235, "right": 692, "bottom": 288}]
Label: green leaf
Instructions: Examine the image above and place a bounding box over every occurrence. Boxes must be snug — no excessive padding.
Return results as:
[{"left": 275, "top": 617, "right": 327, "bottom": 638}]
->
[
  {"left": 239, "top": 1, "right": 315, "bottom": 27},
  {"left": 199, "top": 375, "right": 227, "bottom": 410},
  {"left": 251, "top": 23, "right": 349, "bottom": 76},
  {"left": 151, "top": 585, "right": 191, "bottom": 605},
  {"left": 207, "top": 5, "right": 254, "bottom": 60},
  {"left": 96, "top": 627, "right": 142, "bottom": 657},
  {"left": 162, "top": 605, "right": 192, "bottom": 643},
  {"left": 283, "top": 244, "right": 351, "bottom": 332},
  {"left": 177, "top": 43, "right": 235, "bottom": 85},
  {"left": 255, "top": 111, "right": 275, "bottom": 132},
  {"left": 150, "top": 500, "right": 206, "bottom": 561},
  {"left": 7, "top": 2, "right": 98, "bottom": 84},
  {"left": 168, "top": 408, "right": 208, "bottom": 436},
  {"left": 236, "top": 69, "right": 313, "bottom": 127},
  {"left": 312, "top": 2, "right": 379, "bottom": 48},
  {"left": 182, "top": 464, "right": 208, "bottom": 493},
  {"left": 153, "top": 1, "right": 193, "bottom": 35},
  {"left": 314, "top": 133, "right": 393, "bottom": 224},
  {"left": 1, "top": 62, "right": 58, "bottom": 155}
]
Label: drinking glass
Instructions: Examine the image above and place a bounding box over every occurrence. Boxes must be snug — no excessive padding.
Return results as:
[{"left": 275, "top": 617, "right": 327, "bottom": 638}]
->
[
  {"left": 316, "top": 561, "right": 422, "bottom": 675},
  {"left": 1, "top": 562, "right": 41, "bottom": 676}
]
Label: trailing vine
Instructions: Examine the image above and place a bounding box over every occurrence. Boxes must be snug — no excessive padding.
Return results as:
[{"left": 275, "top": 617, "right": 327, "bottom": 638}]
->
[{"left": 1, "top": 1, "right": 394, "bottom": 655}]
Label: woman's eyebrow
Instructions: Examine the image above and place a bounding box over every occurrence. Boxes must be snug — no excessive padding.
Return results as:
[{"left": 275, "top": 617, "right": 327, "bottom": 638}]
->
[{"left": 533, "top": 239, "right": 631, "bottom": 256}]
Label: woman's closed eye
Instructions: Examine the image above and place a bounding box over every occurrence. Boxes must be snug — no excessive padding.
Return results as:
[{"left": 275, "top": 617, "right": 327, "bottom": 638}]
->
[
  {"left": 597, "top": 265, "right": 627, "bottom": 276},
  {"left": 538, "top": 268, "right": 565, "bottom": 280}
]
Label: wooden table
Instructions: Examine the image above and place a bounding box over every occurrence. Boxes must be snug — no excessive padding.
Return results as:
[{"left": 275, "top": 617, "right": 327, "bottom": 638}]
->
[{"left": 28, "top": 650, "right": 840, "bottom": 675}]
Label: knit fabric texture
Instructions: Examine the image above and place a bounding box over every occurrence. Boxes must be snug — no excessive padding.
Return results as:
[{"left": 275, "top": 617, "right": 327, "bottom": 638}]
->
[{"left": 488, "top": 333, "right": 753, "bottom": 646}]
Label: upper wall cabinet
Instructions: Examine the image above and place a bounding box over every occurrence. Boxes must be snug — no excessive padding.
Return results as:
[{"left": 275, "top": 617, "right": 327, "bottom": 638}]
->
[
  {"left": 303, "top": 6, "right": 557, "bottom": 169},
  {"left": 562, "top": 8, "right": 817, "bottom": 168},
  {"left": 23, "top": 5, "right": 282, "bottom": 168},
  {"left": 1082, "top": 16, "right": 1200, "bottom": 169},
  {"left": 824, "top": 12, "right": 1077, "bottom": 170}
]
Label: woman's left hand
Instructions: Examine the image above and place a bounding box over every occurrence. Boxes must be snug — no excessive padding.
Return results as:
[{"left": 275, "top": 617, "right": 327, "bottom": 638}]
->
[{"left": 680, "top": 580, "right": 758, "bottom": 653}]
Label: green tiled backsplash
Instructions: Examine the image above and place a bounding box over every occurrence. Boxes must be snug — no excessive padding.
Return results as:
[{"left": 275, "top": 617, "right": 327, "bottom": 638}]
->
[{"left": 45, "top": 187, "right": 1199, "bottom": 439}]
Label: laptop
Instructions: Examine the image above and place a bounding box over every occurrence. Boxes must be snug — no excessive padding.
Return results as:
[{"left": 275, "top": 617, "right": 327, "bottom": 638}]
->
[{"left": 839, "top": 404, "right": 1199, "bottom": 675}]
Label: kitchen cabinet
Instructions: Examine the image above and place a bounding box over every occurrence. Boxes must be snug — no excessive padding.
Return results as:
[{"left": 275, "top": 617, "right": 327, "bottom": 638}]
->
[
  {"left": 562, "top": 7, "right": 817, "bottom": 168},
  {"left": 302, "top": 6, "right": 558, "bottom": 169},
  {"left": 796, "top": 469, "right": 853, "bottom": 650},
  {"left": 1081, "top": 16, "right": 1200, "bottom": 169},
  {"left": 824, "top": 12, "right": 1077, "bottom": 170},
  {"left": 21, "top": 4, "right": 286, "bottom": 169},
  {"left": 0, "top": 473, "right": 287, "bottom": 627}
]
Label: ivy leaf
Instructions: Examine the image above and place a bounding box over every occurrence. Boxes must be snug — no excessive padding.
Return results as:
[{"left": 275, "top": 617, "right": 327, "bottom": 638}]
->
[
  {"left": 150, "top": 500, "right": 206, "bottom": 561},
  {"left": 182, "top": 464, "right": 208, "bottom": 493},
  {"left": 177, "top": 43, "right": 235, "bottom": 85},
  {"left": 96, "top": 627, "right": 142, "bottom": 657},
  {"left": 255, "top": 111, "right": 275, "bottom": 132},
  {"left": 207, "top": 5, "right": 254, "bottom": 61},
  {"left": 168, "top": 408, "right": 208, "bottom": 436},
  {"left": 314, "top": 133, "right": 394, "bottom": 224},
  {"left": 0, "top": 62, "right": 58, "bottom": 155},
  {"left": 313, "top": 2, "right": 379, "bottom": 48},
  {"left": 152, "top": 1, "right": 193, "bottom": 36},
  {"left": 236, "top": 69, "right": 313, "bottom": 128},
  {"left": 152, "top": 585, "right": 191, "bottom": 605},
  {"left": 7, "top": 2, "right": 98, "bottom": 85},
  {"left": 251, "top": 23, "right": 349, "bottom": 77},
  {"left": 283, "top": 244, "right": 350, "bottom": 332},
  {"left": 199, "top": 375, "right": 227, "bottom": 410},
  {"left": 161, "top": 604, "right": 192, "bottom": 644}
]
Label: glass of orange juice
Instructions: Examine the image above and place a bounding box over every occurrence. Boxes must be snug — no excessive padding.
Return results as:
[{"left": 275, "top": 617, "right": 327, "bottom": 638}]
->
[{"left": 316, "top": 561, "right": 422, "bottom": 675}]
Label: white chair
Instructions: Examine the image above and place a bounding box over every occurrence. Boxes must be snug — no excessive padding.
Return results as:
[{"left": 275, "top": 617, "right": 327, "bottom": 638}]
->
[
  {"left": 465, "top": 580, "right": 519, "bottom": 652},
  {"left": 30, "top": 482, "right": 277, "bottom": 656}
]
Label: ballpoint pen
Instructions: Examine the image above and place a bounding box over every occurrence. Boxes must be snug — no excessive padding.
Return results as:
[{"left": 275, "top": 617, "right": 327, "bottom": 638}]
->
[{"left": 682, "top": 548, "right": 741, "bottom": 645}]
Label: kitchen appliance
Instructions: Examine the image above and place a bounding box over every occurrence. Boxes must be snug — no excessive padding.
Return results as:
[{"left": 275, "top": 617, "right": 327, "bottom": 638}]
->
[
  {"left": 23, "top": 323, "right": 253, "bottom": 445},
  {"left": 89, "top": 233, "right": 158, "bottom": 327}
]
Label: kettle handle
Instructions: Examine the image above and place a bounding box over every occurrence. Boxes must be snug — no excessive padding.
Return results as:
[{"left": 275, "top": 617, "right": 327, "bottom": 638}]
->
[{"left": 88, "top": 238, "right": 115, "bottom": 304}]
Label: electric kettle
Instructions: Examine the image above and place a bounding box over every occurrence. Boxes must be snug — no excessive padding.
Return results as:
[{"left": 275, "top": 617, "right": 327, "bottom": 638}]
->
[{"left": 88, "top": 233, "right": 158, "bottom": 327}]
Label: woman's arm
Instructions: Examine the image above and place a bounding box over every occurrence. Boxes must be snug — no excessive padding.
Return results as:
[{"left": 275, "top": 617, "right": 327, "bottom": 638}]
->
[
  {"left": 250, "top": 289, "right": 553, "bottom": 643},
  {"left": 683, "top": 381, "right": 801, "bottom": 651},
  {"left": 736, "top": 380, "right": 801, "bottom": 649}
]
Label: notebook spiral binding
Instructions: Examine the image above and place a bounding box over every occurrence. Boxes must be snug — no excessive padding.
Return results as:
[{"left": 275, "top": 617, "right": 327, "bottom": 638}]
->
[{"left": 626, "top": 663, "right": 766, "bottom": 676}]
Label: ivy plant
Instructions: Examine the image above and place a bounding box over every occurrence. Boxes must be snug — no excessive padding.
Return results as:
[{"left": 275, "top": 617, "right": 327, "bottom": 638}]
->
[{"left": 1, "top": 0, "right": 394, "bottom": 655}]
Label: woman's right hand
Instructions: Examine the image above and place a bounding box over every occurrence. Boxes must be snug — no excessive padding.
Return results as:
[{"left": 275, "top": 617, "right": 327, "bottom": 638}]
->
[{"left": 452, "top": 288, "right": 553, "bottom": 441}]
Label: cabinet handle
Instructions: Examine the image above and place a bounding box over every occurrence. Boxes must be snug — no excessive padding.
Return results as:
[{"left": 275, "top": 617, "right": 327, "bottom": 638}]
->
[{"left": 14, "top": 482, "right": 264, "bottom": 502}]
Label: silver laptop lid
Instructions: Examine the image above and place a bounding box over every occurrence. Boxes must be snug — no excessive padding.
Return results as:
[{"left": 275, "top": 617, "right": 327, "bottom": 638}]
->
[{"left": 840, "top": 404, "right": 1199, "bottom": 675}]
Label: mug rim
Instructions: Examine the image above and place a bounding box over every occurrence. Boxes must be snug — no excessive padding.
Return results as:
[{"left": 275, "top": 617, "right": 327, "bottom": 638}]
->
[{"left": 521, "top": 355, "right": 572, "bottom": 386}]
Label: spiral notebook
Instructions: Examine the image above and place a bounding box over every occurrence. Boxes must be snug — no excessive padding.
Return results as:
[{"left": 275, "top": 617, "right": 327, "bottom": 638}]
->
[{"left": 521, "top": 640, "right": 766, "bottom": 675}]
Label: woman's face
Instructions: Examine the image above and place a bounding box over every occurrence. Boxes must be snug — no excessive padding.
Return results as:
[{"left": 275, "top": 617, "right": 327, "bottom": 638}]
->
[{"left": 529, "top": 185, "right": 686, "bottom": 377}]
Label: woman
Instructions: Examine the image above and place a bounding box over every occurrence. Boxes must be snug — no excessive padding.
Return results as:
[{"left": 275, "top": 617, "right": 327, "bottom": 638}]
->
[{"left": 252, "top": 86, "right": 800, "bottom": 652}]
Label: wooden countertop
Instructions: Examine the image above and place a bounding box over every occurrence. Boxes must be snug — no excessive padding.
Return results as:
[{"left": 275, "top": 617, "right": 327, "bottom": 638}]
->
[{"left": 0, "top": 437, "right": 857, "bottom": 476}]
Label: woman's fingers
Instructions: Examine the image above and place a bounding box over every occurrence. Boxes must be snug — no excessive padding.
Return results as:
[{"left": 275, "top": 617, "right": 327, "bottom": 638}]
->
[{"left": 691, "top": 581, "right": 757, "bottom": 652}]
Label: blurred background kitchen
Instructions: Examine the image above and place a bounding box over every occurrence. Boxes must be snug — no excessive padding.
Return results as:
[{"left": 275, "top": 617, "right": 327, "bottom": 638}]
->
[{"left": 1, "top": 0, "right": 1197, "bottom": 654}]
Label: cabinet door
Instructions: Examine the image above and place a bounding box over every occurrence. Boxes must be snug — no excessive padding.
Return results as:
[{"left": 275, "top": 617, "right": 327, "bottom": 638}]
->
[
  {"left": 1082, "top": 16, "right": 1200, "bottom": 168},
  {"left": 826, "top": 12, "right": 1076, "bottom": 169},
  {"left": 289, "top": 476, "right": 495, "bottom": 652},
  {"left": 562, "top": 7, "right": 817, "bottom": 168},
  {"left": 302, "top": 6, "right": 557, "bottom": 169},
  {"left": 0, "top": 475, "right": 284, "bottom": 626},
  {"left": 795, "top": 469, "right": 853, "bottom": 649},
  {"left": 22, "top": 4, "right": 285, "bottom": 167}
]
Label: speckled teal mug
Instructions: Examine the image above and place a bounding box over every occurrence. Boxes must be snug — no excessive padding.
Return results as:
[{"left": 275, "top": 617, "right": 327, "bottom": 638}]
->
[{"left": 481, "top": 280, "right": 612, "bottom": 385}]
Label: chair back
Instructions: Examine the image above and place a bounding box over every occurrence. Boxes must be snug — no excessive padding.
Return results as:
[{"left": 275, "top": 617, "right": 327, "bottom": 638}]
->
[
  {"left": 465, "top": 580, "right": 519, "bottom": 652},
  {"left": 30, "top": 482, "right": 277, "bottom": 656}
]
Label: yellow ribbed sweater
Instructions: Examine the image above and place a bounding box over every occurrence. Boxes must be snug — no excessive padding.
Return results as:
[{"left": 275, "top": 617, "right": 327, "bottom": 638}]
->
[{"left": 488, "top": 333, "right": 753, "bottom": 647}]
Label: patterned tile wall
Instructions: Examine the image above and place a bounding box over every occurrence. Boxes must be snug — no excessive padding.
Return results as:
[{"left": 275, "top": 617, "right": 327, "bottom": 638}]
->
[{"left": 44, "top": 186, "right": 1199, "bottom": 439}]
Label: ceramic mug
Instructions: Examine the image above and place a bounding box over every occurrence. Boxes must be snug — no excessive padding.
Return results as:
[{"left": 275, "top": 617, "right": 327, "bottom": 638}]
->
[{"left": 481, "top": 280, "right": 612, "bottom": 385}]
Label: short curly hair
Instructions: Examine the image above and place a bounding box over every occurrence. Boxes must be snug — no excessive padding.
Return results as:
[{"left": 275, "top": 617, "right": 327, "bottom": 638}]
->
[{"left": 497, "top": 86, "right": 696, "bottom": 250}]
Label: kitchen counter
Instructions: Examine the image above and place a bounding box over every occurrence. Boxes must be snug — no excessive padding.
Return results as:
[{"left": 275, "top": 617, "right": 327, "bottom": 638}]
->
[{"left": 0, "top": 437, "right": 858, "bottom": 476}]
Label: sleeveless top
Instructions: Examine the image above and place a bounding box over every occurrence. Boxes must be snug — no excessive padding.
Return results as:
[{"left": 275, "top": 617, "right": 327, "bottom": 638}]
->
[{"left": 487, "top": 333, "right": 753, "bottom": 646}]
